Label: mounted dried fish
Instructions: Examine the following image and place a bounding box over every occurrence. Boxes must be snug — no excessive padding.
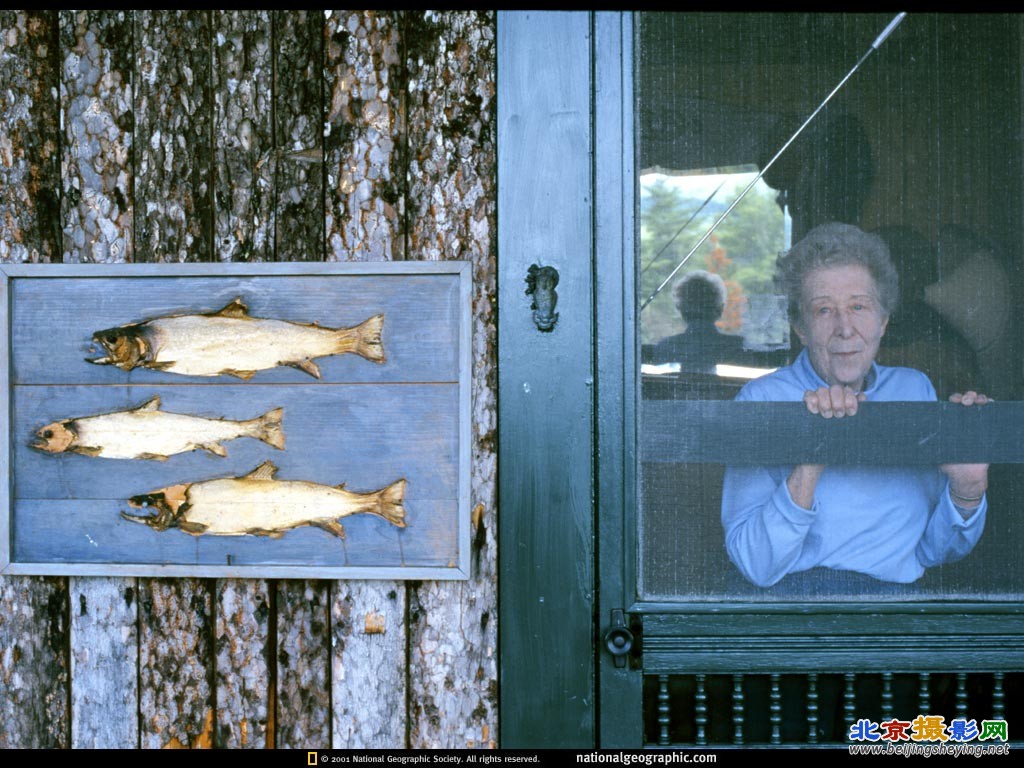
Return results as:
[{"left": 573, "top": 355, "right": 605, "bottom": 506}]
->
[
  {"left": 121, "top": 460, "right": 406, "bottom": 539},
  {"left": 31, "top": 395, "right": 284, "bottom": 460},
  {"left": 87, "top": 298, "right": 385, "bottom": 379}
]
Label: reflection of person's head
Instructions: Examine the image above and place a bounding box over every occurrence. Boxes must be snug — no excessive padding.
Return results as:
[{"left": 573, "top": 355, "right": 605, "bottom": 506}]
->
[
  {"left": 762, "top": 110, "right": 875, "bottom": 234},
  {"left": 673, "top": 270, "right": 727, "bottom": 324},
  {"left": 778, "top": 223, "right": 899, "bottom": 390}
]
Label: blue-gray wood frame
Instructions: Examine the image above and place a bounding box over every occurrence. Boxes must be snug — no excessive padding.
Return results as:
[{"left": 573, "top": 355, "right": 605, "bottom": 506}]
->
[
  {"left": 497, "top": 11, "right": 598, "bottom": 748},
  {"left": 500, "top": 10, "right": 1024, "bottom": 749},
  {"left": 1, "top": 261, "right": 473, "bottom": 581}
]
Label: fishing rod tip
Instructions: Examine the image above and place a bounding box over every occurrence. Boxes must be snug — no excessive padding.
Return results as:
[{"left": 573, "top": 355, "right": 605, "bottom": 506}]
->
[{"left": 873, "top": 12, "right": 907, "bottom": 49}]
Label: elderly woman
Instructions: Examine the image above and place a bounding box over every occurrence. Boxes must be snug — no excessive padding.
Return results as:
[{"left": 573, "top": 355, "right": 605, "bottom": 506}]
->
[{"left": 721, "top": 222, "right": 989, "bottom": 588}]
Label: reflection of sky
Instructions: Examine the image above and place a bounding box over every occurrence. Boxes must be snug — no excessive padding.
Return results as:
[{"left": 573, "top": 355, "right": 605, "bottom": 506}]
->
[
  {"left": 640, "top": 168, "right": 791, "bottom": 249},
  {"left": 640, "top": 168, "right": 766, "bottom": 201}
]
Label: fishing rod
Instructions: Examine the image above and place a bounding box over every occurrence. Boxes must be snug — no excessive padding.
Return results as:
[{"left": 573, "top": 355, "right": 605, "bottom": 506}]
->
[
  {"left": 640, "top": 11, "right": 907, "bottom": 313},
  {"left": 639, "top": 176, "right": 728, "bottom": 278}
]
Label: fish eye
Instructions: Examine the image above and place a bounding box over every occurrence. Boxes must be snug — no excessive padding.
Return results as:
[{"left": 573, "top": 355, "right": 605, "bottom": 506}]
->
[
  {"left": 42, "top": 430, "right": 53, "bottom": 439},
  {"left": 105, "top": 333, "right": 118, "bottom": 344}
]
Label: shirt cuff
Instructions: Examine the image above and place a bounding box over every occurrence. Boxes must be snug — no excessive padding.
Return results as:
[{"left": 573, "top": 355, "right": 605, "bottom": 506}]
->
[
  {"left": 943, "top": 484, "right": 986, "bottom": 525},
  {"left": 774, "top": 476, "right": 818, "bottom": 525}
]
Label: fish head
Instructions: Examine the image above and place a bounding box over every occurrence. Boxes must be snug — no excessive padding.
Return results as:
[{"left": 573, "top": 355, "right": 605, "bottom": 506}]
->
[
  {"left": 88, "top": 324, "right": 149, "bottom": 371},
  {"left": 123, "top": 483, "right": 191, "bottom": 531},
  {"left": 31, "top": 420, "right": 76, "bottom": 453}
]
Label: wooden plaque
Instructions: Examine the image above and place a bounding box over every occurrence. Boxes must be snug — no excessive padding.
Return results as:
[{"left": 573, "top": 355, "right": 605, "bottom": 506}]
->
[{"left": 0, "top": 262, "right": 472, "bottom": 579}]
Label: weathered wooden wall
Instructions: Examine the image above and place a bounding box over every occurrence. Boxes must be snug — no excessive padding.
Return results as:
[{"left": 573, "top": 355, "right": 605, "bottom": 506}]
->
[{"left": 0, "top": 9, "right": 496, "bottom": 748}]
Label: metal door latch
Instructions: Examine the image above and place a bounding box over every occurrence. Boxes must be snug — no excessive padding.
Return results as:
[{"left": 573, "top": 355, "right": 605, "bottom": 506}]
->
[
  {"left": 525, "top": 264, "right": 559, "bottom": 332},
  {"left": 604, "top": 608, "right": 634, "bottom": 668}
]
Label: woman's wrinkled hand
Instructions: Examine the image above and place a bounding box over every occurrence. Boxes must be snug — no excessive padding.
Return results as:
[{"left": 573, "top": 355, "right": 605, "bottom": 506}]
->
[
  {"left": 942, "top": 391, "right": 991, "bottom": 506},
  {"left": 802, "top": 385, "right": 867, "bottom": 418}
]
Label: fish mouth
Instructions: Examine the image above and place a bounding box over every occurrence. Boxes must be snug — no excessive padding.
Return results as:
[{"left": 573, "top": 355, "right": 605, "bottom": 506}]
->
[
  {"left": 120, "top": 508, "right": 168, "bottom": 530},
  {"left": 30, "top": 438, "right": 53, "bottom": 452},
  {"left": 85, "top": 355, "right": 113, "bottom": 365},
  {"left": 123, "top": 493, "right": 175, "bottom": 531}
]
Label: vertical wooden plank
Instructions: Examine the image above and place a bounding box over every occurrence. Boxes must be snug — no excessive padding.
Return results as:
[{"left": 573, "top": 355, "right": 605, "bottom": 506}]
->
[
  {"left": 138, "top": 579, "right": 215, "bottom": 749},
  {"left": 0, "top": 577, "right": 69, "bottom": 748},
  {"left": 212, "top": 10, "right": 273, "bottom": 262},
  {"left": 0, "top": 11, "right": 60, "bottom": 263},
  {"left": 134, "top": 10, "right": 212, "bottom": 262},
  {"left": 0, "top": 13, "right": 69, "bottom": 748},
  {"left": 59, "top": 10, "right": 133, "bottom": 263},
  {"left": 324, "top": 9, "right": 409, "bottom": 751},
  {"left": 324, "top": 10, "right": 403, "bottom": 261},
  {"left": 274, "top": 581, "right": 330, "bottom": 748},
  {"left": 407, "top": 10, "right": 498, "bottom": 750},
  {"left": 331, "top": 583, "right": 406, "bottom": 748},
  {"left": 594, "top": 11, "right": 641, "bottom": 747},
  {"left": 215, "top": 580, "right": 271, "bottom": 748},
  {"left": 498, "top": 10, "right": 591, "bottom": 749},
  {"left": 406, "top": 11, "right": 496, "bottom": 262},
  {"left": 70, "top": 577, "right": 137, "bottom": 748},
  {"left": 273, "top": 10, "right": 323, "bottom": 261},
  {"left": 133, "top": 11, "right": 272, "bottom": 749},
  {"left": 270, "top": 12, "right": 329, "bottom": 749}
]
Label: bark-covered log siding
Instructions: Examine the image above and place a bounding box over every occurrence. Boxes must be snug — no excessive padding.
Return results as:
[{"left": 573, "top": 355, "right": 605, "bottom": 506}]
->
[{"left": 0, "top": 10, "right": 497, "bottom": 748}]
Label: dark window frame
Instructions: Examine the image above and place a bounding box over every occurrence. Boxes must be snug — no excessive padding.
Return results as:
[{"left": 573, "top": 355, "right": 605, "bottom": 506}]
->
[{"left": 597, "top": 8, "right": 1024, "bottom": 746}]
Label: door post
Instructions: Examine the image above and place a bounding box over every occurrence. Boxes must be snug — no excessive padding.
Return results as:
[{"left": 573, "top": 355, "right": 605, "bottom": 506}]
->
[{"left": 498, "top": 11, "right": 597, "bottom": 748}]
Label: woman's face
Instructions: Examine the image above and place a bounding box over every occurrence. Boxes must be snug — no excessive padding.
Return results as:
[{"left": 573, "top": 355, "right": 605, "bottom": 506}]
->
[{"left": 795, "top": 262, "right": 889, "bottom": 391}]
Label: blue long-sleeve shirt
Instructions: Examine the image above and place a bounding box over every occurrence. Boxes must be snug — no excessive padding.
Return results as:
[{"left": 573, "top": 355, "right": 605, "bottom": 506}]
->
[{"left": 721, "top": 349, "right": 987, "bottom": 587}]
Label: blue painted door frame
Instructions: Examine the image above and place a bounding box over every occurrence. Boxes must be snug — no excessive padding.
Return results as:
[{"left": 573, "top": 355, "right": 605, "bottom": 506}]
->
[
  {"left": 497, "top": 11, "right": 1024, "bottom": 749},
  {"left": 498, "top": 11, "right": 641, "bottom": 748}
]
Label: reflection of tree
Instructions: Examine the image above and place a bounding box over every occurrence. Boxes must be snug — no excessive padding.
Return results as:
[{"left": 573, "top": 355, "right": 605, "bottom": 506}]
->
[
  {"left": 640, "top": 176, "right": 786, "bottom": 345},
  {"left": 703, "top": 235, "right": 745, "bottom": 334}
]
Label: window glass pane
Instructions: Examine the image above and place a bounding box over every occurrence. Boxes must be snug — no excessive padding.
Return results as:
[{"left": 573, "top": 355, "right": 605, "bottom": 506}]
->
[{"left": 637, "top": 12, "right": 1024, "bottom": 601}]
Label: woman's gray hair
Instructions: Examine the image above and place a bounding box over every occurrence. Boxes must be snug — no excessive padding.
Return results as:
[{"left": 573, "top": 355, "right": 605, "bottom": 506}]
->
[{"left": 777, "top": 222, "right": 899, "bottom": 324}]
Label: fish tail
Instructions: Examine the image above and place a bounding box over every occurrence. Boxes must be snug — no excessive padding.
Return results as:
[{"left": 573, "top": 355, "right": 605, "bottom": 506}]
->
[
  {"left": 253, "top": 407, "right": 285, "bottom": 450},
  {"left": 346, "top": 313, "right": 385, "bottom": 364},
  {"left": 369, "top": 478, "right": 406, "bottom": 528}
]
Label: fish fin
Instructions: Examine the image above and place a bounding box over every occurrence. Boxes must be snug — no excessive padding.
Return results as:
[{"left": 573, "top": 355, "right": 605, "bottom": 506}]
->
[
  {"left": 244, "top": 460, "right": 278, "bottom": 481},
  {"left": 335, "top": 483, "right": 347, "bottom": 491},
  {"left": 134, "top": 395, "right": 161, "bottom": 412},
  {"left": 314, "top": 520, "right": 346, "bottom": 539},
  {"left": 350, "top": 313, "right": 386, "bottom": 364},
  {"left": 147, "top": 361, "right": 175, "bottom": 371},
  {"left": 372, "top": 478, "right": 407, "bottom": 528},
  {"left": 70, "top": 445, "right": 103, "bottom": 457},
  {"left": 257, "top": 407, "right": 285, "bottom": 450},
  {"left": 212, "top": 298, "right": 249, "bottom": 319},
  {"left": 200, "top": 443, "right": 228, "bottom": 458},
  {"left": 246, "top": 527, "right": 285, "bottom": 539},
  {"left": 289, "top": 358, "right": 321, "bottom": 379},
  {"left": 223, "top": 368, "right": 257, "bottom": 380},
  {"left": 178, "top": 521, "right": 209, "bottom": 535},
  {"left": 138, "top": 452, "right": 170, "bottom": 462}
]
